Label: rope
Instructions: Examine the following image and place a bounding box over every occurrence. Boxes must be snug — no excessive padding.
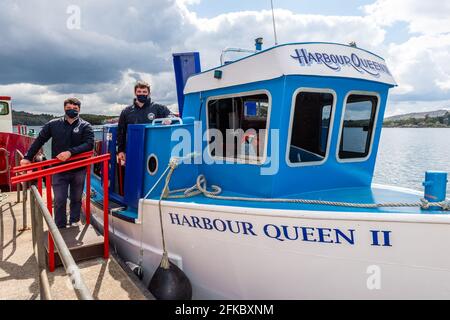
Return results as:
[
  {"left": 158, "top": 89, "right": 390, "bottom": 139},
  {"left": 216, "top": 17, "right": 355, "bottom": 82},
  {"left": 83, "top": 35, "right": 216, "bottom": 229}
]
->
[
  {"left": 141, "top": 154, "right": 200, "bottom": 271},
  {"left": 164, "top": 174, "right": 450, "bottom": 211},
  {"left": 141, "top": 160, "right": 179, "bottom": 270}
]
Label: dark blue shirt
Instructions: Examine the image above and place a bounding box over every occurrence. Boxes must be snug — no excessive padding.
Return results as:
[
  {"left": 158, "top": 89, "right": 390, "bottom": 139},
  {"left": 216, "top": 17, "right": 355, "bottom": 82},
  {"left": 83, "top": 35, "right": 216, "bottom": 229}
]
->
[
  {"left": 24, "top": 117, "right": 94, "bottom": 161},
  {"left": 117, "top": 99, "right": 172, "bottom": 153}
]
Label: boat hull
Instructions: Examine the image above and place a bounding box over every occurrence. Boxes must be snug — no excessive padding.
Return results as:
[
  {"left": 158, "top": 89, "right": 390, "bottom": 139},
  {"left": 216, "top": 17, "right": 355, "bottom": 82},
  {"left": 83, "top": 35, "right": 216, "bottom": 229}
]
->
[
  {"left": 0, "top": 132, "right": 36, "bottom": 191},
  {"left": 87, "top": 198, "right": 450, "bottom": 299}
]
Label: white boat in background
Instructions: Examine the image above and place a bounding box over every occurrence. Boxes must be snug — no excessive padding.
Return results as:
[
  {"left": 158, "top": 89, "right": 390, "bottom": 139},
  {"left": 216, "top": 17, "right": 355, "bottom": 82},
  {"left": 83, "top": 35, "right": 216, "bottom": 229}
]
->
[{"left": 0, "top": 96, "right": 37, "bottom": 192}]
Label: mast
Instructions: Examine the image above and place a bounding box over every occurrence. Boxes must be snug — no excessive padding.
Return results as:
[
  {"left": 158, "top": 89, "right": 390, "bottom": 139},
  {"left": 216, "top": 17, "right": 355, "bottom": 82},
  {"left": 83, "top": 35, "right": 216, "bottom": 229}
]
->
[{"left": 270, "top": 0, "right": 278, "bottom": 45}]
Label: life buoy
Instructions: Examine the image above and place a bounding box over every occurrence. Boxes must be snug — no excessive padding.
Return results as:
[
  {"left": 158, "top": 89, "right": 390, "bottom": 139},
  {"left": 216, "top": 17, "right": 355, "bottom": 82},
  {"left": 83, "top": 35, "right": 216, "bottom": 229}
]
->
[{"left": 241, "top": 132, "right": 258, "bottom": 156}]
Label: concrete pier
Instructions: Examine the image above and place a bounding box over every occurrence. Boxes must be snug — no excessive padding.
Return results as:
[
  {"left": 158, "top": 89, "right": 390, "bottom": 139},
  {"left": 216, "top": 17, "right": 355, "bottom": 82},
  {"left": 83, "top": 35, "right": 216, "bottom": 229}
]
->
[{"left": 0, "top": 191, "right": 151, "bottom": 300}]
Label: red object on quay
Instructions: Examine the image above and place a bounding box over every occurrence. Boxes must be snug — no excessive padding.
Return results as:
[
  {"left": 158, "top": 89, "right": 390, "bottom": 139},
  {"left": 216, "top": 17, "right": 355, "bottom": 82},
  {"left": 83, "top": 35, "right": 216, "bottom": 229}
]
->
[{"left": 11, "top": 152, "right": 111, "bottom": 272}]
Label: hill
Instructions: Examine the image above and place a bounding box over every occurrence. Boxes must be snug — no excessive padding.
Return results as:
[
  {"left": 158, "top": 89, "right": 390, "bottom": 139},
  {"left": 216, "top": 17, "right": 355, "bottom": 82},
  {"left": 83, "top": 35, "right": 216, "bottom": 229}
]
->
[
  {"left": 12, "top": 110, "right": 118, "bottom": 126},
  {"left": 384, "top": 109, "right": 450, "bottom": 128}
]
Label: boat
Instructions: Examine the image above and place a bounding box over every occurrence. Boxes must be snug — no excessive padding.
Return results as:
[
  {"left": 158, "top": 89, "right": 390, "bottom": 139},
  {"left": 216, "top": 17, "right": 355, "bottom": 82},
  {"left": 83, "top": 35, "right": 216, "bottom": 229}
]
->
[
  {"left": 86, "top": 41, "right": 450, "bottom": 299},
  {"left": 0, "top": 96, "right": 37, "bottom": 192}
]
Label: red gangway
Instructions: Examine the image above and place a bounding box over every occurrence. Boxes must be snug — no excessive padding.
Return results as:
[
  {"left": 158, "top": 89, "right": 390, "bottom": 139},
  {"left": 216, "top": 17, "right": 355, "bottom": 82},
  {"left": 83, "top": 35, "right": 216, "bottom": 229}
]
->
[{"left": 11, "top": 151, "right": 111, "bottom": 272}]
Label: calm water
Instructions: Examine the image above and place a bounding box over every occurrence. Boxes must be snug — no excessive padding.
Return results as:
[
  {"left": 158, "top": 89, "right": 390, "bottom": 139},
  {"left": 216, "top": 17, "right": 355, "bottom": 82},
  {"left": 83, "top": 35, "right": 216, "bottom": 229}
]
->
[
  {"left": 374, "top": 128, "right": 450, "bottom": 194},
  {"left": 17, "top": 126, "right": 450, "bottom": 194}
]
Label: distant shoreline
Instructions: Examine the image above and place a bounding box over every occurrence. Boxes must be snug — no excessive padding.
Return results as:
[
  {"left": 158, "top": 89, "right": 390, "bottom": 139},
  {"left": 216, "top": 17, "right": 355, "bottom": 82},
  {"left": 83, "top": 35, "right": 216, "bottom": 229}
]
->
[
  {"left": 12, "top": 110, "right": 118, "bottom": 126},
  {"left": 383, "top": 124, "right": 450, "bottom": 128}
]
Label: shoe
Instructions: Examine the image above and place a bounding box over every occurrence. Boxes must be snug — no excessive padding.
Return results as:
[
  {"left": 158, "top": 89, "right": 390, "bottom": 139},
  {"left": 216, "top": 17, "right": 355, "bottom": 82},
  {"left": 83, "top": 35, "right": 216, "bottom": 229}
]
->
[{"left": 68, "top": 221, "right": 82, "bottom": 228}]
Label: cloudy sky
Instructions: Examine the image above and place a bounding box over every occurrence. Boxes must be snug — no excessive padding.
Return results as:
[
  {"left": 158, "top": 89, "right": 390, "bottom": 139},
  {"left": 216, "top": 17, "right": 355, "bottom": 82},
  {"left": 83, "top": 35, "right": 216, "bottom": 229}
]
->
[{"left": 1, "top": 0, "right": 449, "bottom": 117}]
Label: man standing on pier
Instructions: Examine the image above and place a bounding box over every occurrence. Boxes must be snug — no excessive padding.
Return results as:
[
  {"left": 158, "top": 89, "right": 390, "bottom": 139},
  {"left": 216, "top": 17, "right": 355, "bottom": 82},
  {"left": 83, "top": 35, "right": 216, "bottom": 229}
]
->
[
  {"left": 20, "top": 98, "right": 94, "bottom": 228},
  {"left": 117, "top": 81, "right": 173, "bottom": 164}
]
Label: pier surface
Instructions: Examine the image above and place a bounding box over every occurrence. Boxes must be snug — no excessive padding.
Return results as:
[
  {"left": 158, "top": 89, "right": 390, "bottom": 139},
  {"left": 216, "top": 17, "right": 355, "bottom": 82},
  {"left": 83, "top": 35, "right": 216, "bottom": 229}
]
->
[{"left": 0, "top": 191, "right": 150, "bottom": 300}]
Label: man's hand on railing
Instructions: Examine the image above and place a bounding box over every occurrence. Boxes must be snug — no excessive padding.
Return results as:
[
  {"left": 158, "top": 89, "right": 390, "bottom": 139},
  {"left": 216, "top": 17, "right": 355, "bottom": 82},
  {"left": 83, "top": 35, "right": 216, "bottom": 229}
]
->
[
  {"left": 117, "top": 152, "right": 126, "bottom": 165},
  {"left": 20, "top": 159, "right": 31, "bottom": 166},
  {"left": 56, "top": 151, "right": 72, "bottom": 162}
]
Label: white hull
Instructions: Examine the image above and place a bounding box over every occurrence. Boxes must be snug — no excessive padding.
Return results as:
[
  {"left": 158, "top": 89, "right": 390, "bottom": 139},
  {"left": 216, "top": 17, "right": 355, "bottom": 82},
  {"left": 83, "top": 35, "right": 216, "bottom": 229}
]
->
[{"left": 89, "top": 197, "right": 450, "bottom": 299}]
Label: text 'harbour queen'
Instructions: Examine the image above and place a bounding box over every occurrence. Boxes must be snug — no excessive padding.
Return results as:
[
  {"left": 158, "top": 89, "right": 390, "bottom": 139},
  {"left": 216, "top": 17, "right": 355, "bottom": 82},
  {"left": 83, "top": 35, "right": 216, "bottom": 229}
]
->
[{"left": 290, "top": 48, "right": 392, "bottom": 78}]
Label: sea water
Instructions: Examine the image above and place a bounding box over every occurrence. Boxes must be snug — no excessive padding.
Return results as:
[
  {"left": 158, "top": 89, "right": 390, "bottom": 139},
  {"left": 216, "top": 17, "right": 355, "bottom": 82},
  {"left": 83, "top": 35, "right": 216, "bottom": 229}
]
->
[{"left": 374, "top": 128, "right": 450, "bottom": 195}]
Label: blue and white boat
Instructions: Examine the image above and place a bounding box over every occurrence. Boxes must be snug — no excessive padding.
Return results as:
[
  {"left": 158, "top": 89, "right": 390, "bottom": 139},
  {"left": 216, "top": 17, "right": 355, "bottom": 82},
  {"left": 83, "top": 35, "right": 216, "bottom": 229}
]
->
[{"left": 87, "top": 41, "right": 449, "bottom": 299}]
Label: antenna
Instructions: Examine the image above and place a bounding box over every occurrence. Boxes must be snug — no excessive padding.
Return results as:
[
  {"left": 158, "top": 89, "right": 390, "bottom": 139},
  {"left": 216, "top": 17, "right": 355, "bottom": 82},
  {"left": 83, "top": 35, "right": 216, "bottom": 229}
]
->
[{"left": 270, "top": 0, "right": 278, "bottom": 45}]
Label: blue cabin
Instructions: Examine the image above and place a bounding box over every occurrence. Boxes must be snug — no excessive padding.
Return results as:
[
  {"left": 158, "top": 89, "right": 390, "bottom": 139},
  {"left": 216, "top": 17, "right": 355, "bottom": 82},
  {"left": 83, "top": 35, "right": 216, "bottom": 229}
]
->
[{"left": 91, "top": 42, "right": 409, "bottom": 218}]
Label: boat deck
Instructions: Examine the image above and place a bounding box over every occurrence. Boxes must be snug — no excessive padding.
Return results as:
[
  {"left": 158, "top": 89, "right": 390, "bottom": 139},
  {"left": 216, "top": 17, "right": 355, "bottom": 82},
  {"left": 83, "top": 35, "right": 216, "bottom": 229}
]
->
[{"left": 0, "top": 191, "right": 152, "bottom": 300}]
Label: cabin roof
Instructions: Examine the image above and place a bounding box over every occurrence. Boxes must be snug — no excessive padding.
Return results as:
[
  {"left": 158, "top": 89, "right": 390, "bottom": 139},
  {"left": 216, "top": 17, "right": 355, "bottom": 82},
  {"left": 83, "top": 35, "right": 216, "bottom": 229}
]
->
[{"left": 184, "top": 42, "right": 397, "bottom": 94}]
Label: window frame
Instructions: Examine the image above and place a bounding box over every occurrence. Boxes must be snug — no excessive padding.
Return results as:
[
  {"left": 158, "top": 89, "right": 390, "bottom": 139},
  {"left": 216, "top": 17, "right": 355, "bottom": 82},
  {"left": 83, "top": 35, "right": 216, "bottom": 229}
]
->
[
  {"left": 336, "top": 91, "right": 381, "bottom": 163},
  {"left": 285, "top": 87, "right": 337, "bottom": 168},
  {"left": 205, "top": 89, "right": 272, "bottom": 165},
  {"left": 0, "top": 102, "right": 10, "bottom": 116}
]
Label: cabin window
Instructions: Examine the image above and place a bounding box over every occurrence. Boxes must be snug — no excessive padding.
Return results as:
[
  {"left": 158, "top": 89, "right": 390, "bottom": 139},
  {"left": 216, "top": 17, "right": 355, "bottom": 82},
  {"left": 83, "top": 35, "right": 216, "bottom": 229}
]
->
[
  {"left": 0, "top": 102, "right": 9, "bottom": 115},
  {"left": 207, "top": 92, "right": 269, "bottom": 163},
  {"left": 287, "top": 91, "right": 334, "bottom": 164},
  {"left": 338, "top": 94, "right": 378, "bottom": 160}
]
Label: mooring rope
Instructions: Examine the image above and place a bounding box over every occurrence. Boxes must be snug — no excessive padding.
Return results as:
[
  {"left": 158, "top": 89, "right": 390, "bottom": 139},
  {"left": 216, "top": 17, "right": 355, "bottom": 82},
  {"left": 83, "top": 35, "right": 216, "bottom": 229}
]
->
[{"left": 162, "top": 159, "right": 450, "bottom": 211}]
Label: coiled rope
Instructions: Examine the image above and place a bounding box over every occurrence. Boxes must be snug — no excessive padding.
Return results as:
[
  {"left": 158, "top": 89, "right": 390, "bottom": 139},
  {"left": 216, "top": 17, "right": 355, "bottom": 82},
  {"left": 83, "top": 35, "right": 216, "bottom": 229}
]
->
[{"left": 160, "top": 158, "right": 450, "bottom": 211}]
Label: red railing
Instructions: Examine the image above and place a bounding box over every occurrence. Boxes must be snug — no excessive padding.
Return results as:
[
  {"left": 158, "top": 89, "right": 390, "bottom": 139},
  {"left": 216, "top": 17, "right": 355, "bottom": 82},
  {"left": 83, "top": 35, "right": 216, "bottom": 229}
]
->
[
  {"left": 16, "top": 124, "right": 28, "bottom": 135},
  {"left": 11, "top": 152, "right": 111, "bottom": 272}
]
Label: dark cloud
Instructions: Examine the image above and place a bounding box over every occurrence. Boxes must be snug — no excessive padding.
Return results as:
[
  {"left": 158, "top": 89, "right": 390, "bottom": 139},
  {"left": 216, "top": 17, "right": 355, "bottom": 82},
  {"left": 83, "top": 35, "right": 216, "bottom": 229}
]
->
[{"left": 0, "top": 0, "right": 192, "bottom": 88}]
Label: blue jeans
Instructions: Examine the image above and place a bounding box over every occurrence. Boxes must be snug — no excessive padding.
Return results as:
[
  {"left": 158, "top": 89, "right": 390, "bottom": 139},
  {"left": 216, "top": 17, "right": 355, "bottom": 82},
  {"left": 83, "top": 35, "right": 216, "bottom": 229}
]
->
[{"left": 52, "top": 169, "right": 86, "bottom": 228}]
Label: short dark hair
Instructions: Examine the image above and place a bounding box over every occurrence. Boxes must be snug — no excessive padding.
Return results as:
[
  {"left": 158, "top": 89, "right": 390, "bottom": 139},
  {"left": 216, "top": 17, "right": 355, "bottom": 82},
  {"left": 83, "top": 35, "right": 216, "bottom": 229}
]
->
[
  {"left": 64, "top": 97, "right": 81, "bottom": 108},
  {"left": 134, "top": 80, "right": 150, "bottom": 92}
]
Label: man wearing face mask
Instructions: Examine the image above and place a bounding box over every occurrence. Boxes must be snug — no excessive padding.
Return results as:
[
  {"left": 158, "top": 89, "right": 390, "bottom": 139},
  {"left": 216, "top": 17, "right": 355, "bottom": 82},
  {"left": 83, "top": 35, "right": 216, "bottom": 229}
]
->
[
  {"left": 117, "top": 80, "right": 173, "bottom": 164},
  {"left": 20, "top": 97, "right": 94, "bottom": 228}
]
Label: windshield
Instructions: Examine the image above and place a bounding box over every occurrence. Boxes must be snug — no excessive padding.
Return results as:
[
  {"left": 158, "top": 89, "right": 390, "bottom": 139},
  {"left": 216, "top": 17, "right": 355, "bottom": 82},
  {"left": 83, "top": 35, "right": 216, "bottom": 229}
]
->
[{"left": 0, "top": 102, "right": 9, "bottom": 116}]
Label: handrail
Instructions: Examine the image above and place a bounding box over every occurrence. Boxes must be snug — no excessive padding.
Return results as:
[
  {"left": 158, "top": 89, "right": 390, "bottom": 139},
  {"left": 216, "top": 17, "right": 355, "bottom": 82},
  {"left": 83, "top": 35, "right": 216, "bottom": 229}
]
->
[
  {"left": 152, "top": 117, "right": 183, "bottom": 125},
  {"left": 14, "top": 149, "right": 29, "bottom": 231},
  {"left": 220, "top": 47, "right": 257, "bottom": 65},
  {"left": 12, "top": 152, "right": 111, "bottom": 272},
  {"left": 11, "top": 153, "right": 109, "bottom": 184},
  {"left": 30, "top": 185, "right": 93, "bottom": 300},
  {"left": 15, "top": 150, "right": 23, "bottom": 203},
  {"left": 11, "top": 151, "right": 93, "bottom": 174}
]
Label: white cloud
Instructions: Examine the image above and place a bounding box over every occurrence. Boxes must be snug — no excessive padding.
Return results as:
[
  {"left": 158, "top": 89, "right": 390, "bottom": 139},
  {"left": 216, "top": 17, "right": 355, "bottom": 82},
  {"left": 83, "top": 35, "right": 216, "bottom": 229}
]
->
[
  {"left": 385, "top": 33, "right": 450, "bottom": 102},
  {"left": 361, "top": 0, "right": 450, "bottom": 112},
  {"left": 363, "top": 0, "right": 450, "bottom": 35}
]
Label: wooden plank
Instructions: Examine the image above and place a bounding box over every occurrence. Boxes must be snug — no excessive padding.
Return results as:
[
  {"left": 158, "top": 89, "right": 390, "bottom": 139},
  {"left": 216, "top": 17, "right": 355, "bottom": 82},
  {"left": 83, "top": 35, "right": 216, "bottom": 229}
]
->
[{"left": 44, "top": 224, "right": 104, "bottom": 267}]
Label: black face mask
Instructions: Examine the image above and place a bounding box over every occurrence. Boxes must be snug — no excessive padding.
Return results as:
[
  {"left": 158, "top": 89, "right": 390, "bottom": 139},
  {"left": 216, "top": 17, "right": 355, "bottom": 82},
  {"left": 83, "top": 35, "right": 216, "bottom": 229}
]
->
[
  {"left": 65, "top": 109, "right": 79, "bottom": 119},
  {"left": 136, "top": 95, "right": 149, "bottom": 103}
]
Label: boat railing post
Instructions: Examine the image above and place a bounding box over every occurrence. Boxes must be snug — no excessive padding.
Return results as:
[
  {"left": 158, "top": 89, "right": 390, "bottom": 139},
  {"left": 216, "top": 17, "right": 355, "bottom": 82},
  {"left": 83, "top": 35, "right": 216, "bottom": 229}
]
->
[
  {"left": 102, "top": 159, "right": 109, "bottom": 259},
  {"left": 14, "top": 150, "right": 21, "bottom": 203},
  {"left": 31, "top": 187, "right": 36, "bottom": 250},
  {"left": 30, "top": 188, "right": 52, "bottom": 299},
  {"left": 21, "top": 182, "right": 28, "bottom": 230},
  {"left": 86, "top": 164, "right": 91, "bottom": 225},
  {"left": 45, "top": 175, "right": 55, "bottom": 272}
]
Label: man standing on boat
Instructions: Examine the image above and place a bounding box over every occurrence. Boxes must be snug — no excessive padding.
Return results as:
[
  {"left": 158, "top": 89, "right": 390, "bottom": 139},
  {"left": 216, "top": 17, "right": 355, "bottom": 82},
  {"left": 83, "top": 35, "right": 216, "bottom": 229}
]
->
[
  {"left": 20, "top": 98, "right": 94, "bottom": 228},
  {"left": 117, "top": 80, "right": 173, "bottom": 164}
]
